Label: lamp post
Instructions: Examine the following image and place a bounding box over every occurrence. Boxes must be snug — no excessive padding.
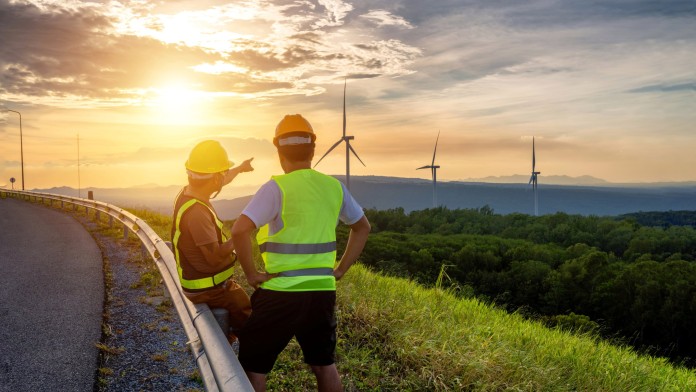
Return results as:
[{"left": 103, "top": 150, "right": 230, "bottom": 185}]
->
[{"left": 2, "top": 109, "right": 24, "bottom": 190}]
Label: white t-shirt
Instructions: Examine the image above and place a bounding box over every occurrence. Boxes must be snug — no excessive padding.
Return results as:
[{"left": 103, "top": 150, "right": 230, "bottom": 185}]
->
[{"left": 242, "top": 178, "right": 364, "bottom": 234}]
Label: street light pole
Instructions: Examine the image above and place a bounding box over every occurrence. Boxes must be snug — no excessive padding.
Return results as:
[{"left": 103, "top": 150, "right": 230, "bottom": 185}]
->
[{"left": 3, "top": 109, "right": 24, "bottom": 190}]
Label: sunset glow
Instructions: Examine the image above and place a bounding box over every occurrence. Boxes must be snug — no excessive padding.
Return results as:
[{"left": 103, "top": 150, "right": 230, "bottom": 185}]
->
[{"left": 1, "top": 0, "right": 695, "bottom": 190}]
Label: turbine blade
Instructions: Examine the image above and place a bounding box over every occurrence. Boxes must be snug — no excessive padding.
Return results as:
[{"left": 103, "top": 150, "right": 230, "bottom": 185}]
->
[
  {"left": 432, "top": 130, "right": 440, "bottom": 166},
  {"left": 348, "top": 144, "right": 366, "bottom": 166},
  {"left": 529, "top": 175, "right": 534, "bottom": 185},
  {"left": 342, "top": 78, "right": 347, "bottom": 138},
  {"left": 313, "top": 139, "right": 344, "bottom": 168},
  {"left": 416, "top": 165, "right": 430, "bottom": 170}
]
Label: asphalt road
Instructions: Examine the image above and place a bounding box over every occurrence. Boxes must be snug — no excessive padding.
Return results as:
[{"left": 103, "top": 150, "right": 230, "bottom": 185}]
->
[{"left": 0, "top": 197, "right": 103, "bottom": 392}]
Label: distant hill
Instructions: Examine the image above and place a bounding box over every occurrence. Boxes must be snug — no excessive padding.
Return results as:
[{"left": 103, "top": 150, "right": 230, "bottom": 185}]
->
[
  {"left": 207, "top": 176, "right": 696, "bottom": 219},
  {"left": 459, "top": 174, "right": 696, "bottom": 188},
  {"left": 462, "top": 174, "right": 611, "bottom": 186},
  {"left": 341, "top": 176, "right": 696, "bottom": 217},
  {"left": 33, "top": 185, "right": 183, "bottom": 215},
  {"left": 32, "top": 175, "right": 696, "bottom": 220}
]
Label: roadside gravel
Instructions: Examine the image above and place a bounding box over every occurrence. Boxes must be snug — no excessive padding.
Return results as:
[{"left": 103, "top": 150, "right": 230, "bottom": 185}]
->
[{"left": 75, "top": 214, "right": 203, "bottom": 392}]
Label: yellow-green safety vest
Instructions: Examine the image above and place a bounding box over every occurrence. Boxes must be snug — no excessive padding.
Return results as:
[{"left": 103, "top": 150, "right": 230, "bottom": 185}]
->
[
  {"left": 173, "top": 197, "right": 234, "bottom": 291},
  {"left": 257, "top": 169, "right": 343, "bottom": 292}
]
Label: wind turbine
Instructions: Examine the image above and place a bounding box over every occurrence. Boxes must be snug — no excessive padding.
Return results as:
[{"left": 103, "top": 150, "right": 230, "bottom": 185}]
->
[
  {"left": 529, "top": 137, "right": 541, "bottom": 216},
  {"left": 314, "top": 79, "right": 365, "bottom": 191},
  {"left": 417, "top": 131, "right": 441, "bottom": 208}
]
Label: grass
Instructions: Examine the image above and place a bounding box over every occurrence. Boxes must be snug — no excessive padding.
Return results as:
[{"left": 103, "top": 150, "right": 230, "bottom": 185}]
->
[
  {"left": 51, "top": 201, "right": 696, "bottom": 391},
  {"left": 330, "top": 265, "right": 696, "bottom": 391},
  {"left": 95, "top": 342, "right": 125, "bottom": 356}
]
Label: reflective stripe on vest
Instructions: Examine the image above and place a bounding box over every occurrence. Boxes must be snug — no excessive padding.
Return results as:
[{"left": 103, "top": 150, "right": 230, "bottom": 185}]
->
[
  {"left": 259, "top": 241, "right": 336, "bottom": 254},
  {"left": 257, "top": 169, "right": 343, "bottom": 292},
  {"left": 173, "top": 197, "right": 234, "bottom": 291},
  {"left": 276, "top": 268, "right": 335, "bottom": 278}
]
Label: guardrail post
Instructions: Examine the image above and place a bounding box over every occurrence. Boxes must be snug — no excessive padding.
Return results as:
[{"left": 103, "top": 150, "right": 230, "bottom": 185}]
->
[
  {"left": 109, "top": 215, "right": 114, "bottom": 228},
  {"left": 96, "top": 210, "right": 101, "bottom": 222},
  {"left": 123, "top": 224, "right": 129, "bottom": 240}
]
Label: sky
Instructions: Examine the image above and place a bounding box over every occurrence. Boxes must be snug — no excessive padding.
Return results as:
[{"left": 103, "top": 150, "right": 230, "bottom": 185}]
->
[{"left": 1, "top": 0, "right": 695, "bottom": 191}]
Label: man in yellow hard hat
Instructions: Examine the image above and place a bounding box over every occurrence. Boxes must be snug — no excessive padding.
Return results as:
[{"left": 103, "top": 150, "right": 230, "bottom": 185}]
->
[
  {"left": 171, "top": 140, "right": 254, "bottom": 341},
  {"left": 231, "top": 114, "right": 371, "bottom": 391}
]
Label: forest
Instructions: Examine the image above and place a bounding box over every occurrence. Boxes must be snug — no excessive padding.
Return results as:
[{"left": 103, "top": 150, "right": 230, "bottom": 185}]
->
[{"left": 336, "top": 206, "right": 696, "bottom": 366}]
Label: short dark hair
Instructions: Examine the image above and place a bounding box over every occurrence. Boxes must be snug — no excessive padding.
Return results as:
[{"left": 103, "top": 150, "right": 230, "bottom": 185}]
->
[{"left": 277, "top": 143, "right": 315, "bottom": 162}]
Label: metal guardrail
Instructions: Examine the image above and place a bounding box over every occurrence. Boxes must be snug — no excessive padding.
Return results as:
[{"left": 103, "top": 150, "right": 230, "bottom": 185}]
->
[{"left": 1, "top": 189, "right": 253, "bottom": 392}]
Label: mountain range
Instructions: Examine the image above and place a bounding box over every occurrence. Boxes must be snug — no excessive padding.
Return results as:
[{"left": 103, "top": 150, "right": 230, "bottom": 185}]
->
[{"left": 26, "top": 175, "right": 696, "bottom": 221}]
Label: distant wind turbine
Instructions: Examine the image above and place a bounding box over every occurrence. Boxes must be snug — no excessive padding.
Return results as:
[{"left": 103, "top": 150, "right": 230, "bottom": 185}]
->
[
  {"left": 314, "top": 79, "right": 365, "bottom": 191},
  {"left": 417, "top": 131, "right": 441, "bottom": 208},
  {"left": 529, "top": 137, "right": 541, "bottom": 216}
]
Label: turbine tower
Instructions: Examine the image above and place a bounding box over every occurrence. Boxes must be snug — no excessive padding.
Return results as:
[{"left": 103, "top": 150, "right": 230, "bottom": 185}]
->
[
  {"left": 529, "top": 137, "right": 541, "bottom": 216},
  {"left": 314, "top": 79, "right": 365, "bottom": 191},
  {"left": 417, "top": 131, "right": 441, "bottom": 208}
]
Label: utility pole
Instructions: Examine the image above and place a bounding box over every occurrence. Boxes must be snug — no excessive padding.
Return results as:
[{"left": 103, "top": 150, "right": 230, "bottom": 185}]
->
[
  {"left": 3, "top": 109, "right": 24, "bottom": 190},
  {"left": 77, "top": 134, "right": 81, "bottom": 198}
]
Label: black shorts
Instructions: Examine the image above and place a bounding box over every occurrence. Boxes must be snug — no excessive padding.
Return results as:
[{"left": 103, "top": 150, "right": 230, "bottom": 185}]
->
[{"left": 238, "top": 288, "right": 337, "bottom": 374}]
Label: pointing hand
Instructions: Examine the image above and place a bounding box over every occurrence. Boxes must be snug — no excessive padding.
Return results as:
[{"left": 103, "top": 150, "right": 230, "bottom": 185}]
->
[{"left": 238, "top": 158, "right": 254, "bottom": 173}]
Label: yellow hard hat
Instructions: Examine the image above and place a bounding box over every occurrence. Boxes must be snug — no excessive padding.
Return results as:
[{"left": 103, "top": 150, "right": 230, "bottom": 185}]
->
[
  {"left": 185, "top": 140, "right": 233, "bottom": 174},
  {"left": 274, "top": 114, "right": 316, "bottom": 145}
]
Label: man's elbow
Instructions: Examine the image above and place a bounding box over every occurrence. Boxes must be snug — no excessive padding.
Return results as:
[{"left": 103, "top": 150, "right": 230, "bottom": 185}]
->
[
  {"left": 230, "top": 223, "right": 247, "bottom": 240},
  {"left": 231, "top": 215, "right": 255, "bottom": 239}
]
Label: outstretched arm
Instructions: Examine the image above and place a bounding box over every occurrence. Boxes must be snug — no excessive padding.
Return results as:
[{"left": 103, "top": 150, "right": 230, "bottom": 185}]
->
[
  {"left": 223, "top": 158, "right": 254, "bottom": 186},
  {"left": 334, "top": 215, "right": 371, "bottom": 281}
]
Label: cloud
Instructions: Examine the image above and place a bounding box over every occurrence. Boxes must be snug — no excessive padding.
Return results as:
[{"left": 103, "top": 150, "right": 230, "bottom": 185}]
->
[
  {"left": 628, "top": 82, "right": 696, "bottom": 94},
  {"left": 314, "top": 0, "right": 353, "bottom": 28},
  {"left": 360, "top": 10, "right": 413, "bottom": 28},
  {"left": 0, "top": 0, "right": 422, "bottom": 106},
  {"left": 0, "top": 0, "right": 224, "bottom": 105}
]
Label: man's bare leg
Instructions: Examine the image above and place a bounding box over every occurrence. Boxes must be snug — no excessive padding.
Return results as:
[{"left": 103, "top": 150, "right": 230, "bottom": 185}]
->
[
  {"left": 246, "top": 371, "right": 267, "bottom": 392},
  {"left": 310, "top": 364, "right": 342, "bottom": 392}
]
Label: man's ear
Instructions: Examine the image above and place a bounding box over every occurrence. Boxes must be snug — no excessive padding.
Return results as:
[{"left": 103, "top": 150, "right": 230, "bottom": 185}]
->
[{"left": 212, "top": 172, "right": 224, "bottom": 186}]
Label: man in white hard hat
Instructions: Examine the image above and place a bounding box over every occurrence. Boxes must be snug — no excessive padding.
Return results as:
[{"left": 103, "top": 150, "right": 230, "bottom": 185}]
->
[{"left": 232, "top": 115, "right": 371, "bottom": 391}]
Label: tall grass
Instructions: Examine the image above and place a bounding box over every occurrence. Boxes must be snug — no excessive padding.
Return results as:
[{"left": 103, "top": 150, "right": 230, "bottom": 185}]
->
[
  {"left": 335, "top": 265, "right": 696, "bottom": 391},
  {"left": 119, "top": 207, "right": 696, "bottom": 391}
]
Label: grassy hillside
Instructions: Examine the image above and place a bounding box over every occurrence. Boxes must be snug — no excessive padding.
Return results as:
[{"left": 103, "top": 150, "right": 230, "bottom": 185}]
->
[
  {"left": 332, "top": 266, "right": 695, "bottom": 391},
  {"left": 122, "top": 206, "right": 696, "bottom": 391}
]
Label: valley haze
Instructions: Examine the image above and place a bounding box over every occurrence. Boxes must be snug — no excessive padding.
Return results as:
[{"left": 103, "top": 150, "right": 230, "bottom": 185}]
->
[{"left": 24, "top": 175, "right": 696, "bottom": 221}]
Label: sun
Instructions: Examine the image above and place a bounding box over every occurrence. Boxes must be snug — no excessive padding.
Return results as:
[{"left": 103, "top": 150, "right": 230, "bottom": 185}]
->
[
  {"left": 155, "top": 84, "right": 200, "bottom": 108},
  {"left": 150, "top": 84, "right": 206, "bottom": 124}
]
